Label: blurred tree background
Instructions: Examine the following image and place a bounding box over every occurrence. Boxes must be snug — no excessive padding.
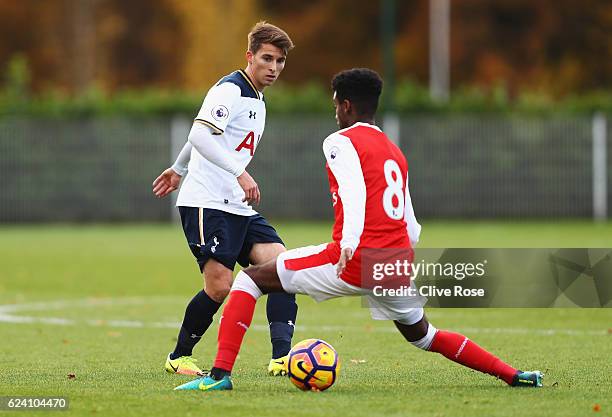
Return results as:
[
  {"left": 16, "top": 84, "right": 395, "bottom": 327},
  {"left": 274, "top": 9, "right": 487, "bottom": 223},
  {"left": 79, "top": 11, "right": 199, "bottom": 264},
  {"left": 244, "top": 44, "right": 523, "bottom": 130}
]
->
[
  {"left": 0, "top": 0, "right": 610, "bottom": 222},
  {"left": 0, "top": 0, "right": 610, "bottom": 98}
]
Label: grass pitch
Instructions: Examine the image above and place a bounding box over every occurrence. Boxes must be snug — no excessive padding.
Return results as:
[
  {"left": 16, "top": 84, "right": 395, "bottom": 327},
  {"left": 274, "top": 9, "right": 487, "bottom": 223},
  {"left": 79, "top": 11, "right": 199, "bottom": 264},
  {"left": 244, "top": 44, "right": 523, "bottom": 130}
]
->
[{"left": 0, "top": 221, "right": 610, "bottom": 417}]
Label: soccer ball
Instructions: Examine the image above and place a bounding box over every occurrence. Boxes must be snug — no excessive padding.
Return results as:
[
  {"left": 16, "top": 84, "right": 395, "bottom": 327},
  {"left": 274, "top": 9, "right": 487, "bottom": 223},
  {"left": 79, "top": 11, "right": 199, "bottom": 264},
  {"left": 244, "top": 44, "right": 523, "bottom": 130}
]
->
[{"left": 287, "top": 338, "right": 340, "bottom": 391}]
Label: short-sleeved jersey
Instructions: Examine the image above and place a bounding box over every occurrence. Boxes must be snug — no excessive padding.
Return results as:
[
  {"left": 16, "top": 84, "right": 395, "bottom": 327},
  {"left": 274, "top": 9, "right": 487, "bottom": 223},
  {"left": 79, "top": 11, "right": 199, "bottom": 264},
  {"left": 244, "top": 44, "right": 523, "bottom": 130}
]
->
[
  {"left": 177, "top": 70, "right": 266, "bottom": 216},
  {"left": 321, "top": 122, "right": 421, "bottom": 287}
]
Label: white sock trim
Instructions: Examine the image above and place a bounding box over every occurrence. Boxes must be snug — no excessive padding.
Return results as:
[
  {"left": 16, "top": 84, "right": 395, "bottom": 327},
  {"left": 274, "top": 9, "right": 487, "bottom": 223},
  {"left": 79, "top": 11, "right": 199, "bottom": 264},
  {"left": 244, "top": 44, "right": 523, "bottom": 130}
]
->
[
  {"left": 231, "top": 270, "right": 263, "bottom": 299},
  {"left": 411, "top": 323, "right": 438, "bottom": 351}
]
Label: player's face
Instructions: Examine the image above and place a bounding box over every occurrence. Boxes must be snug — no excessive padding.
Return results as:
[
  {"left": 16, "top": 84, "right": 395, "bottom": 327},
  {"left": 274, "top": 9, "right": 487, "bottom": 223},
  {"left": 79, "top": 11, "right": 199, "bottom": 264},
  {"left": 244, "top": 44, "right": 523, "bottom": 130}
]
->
[{"left": 246, "top": 44, "right": 287, "bottom": 90}]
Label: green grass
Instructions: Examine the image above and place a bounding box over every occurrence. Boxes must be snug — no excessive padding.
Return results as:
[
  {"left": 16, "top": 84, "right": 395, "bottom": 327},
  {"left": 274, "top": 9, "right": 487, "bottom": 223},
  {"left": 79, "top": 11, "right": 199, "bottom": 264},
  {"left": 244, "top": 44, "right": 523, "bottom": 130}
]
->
[{"left": 0, "top": 221, "right": 610, "bottom": 417}]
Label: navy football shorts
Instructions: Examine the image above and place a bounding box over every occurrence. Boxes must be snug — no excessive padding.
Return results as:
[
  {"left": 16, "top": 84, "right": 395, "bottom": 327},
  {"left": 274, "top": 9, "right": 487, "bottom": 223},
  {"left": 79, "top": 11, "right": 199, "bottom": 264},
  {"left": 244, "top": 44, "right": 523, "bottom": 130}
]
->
[{"left": 178, "top": 207, "right": 284, "bottom": 272}]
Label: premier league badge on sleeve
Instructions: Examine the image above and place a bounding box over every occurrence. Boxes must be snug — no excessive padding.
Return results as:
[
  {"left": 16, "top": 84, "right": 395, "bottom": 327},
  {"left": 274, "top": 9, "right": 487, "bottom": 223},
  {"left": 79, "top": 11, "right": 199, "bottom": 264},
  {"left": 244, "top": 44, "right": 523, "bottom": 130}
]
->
[
  {"left": 329, "top": 146, "right": 339, "bottom": 162},
  {"left": 211, "top": 105, "right": 229, "bottom": 122}
]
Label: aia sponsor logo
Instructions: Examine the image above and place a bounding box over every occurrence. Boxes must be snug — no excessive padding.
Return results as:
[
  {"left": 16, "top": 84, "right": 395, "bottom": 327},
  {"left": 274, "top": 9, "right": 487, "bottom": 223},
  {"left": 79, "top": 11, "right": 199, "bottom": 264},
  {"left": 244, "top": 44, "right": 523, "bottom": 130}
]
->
[{"left": 235, "top": 131, "right": 260, "bottom": 156}]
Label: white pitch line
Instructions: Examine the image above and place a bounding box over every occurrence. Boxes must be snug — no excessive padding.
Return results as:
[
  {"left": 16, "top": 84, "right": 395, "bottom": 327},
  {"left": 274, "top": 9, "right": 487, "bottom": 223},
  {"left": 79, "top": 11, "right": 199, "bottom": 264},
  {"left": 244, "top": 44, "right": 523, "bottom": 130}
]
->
[
  {"left": 0, "top": 296, "right": 181, "bottom": 313},
  {"left": 0, "top": 297, "right": 608, "bottom": 337}
]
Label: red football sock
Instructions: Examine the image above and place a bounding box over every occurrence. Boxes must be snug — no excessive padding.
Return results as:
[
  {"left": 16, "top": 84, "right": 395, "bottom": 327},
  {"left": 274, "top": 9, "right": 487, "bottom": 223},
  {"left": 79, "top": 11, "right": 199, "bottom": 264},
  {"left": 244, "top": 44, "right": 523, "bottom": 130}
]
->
[
  {"left": 213, "top": 290, "right": 257, "bottom": 372},
  {"left": 429, "top": 330, "right": 517, "bottom": 385}
]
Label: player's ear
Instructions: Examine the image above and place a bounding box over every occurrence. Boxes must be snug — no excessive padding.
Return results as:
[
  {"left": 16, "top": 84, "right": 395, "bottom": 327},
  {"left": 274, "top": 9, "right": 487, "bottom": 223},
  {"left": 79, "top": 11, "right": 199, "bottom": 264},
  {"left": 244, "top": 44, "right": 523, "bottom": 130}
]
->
[
  {"left": 246, "top": 50, "right": 254, "bottom": 65},
  {"left": 343, "top": 99, "right": 352, "bottom": 115}
]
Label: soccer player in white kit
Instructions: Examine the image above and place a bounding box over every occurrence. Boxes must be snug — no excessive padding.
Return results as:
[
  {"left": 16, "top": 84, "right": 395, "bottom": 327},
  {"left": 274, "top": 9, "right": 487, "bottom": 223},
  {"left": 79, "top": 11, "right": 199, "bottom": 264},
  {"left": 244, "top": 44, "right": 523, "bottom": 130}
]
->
[
  {"left": 175, "top": 68, "right": 543, "bottom": 392},
  {"left": 152, "top": 22, "right": 297, "bottom": 377}
]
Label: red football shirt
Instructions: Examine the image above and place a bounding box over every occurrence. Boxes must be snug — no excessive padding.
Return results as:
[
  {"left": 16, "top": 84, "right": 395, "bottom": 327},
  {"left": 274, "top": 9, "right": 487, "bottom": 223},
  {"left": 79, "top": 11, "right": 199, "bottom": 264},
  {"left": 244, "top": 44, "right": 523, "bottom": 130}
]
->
[{"left": 321, "top": 122, "right": 420, "bottom": 287}]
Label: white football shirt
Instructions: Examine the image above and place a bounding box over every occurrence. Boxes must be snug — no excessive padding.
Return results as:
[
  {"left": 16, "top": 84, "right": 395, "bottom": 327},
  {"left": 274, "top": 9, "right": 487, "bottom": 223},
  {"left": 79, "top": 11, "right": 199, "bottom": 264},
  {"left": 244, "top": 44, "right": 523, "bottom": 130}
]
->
[{"left": 177, "top": 70, "right": 267, "bottom": 216}]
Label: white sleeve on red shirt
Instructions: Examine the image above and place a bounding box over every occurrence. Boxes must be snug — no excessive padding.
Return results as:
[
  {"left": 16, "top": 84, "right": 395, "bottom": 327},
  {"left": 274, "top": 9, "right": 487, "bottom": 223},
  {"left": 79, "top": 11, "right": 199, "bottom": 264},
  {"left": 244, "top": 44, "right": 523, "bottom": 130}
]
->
[
  {"left": 323, "top": 133, "right": 366, "bottom": 252},
  {"left": 404, "top": 175, "right": 421, "bottom": 246}
]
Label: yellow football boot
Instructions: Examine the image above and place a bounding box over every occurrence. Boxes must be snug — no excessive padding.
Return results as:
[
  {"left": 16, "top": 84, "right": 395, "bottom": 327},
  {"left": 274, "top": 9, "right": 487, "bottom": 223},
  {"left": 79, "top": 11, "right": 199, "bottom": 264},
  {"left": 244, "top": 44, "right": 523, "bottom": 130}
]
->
[
  {"left": 165, "top": 353, "right": 204, "bottom": 376},
  {"left": 267, "top": 355, "right": 289, "bottom": 376}
]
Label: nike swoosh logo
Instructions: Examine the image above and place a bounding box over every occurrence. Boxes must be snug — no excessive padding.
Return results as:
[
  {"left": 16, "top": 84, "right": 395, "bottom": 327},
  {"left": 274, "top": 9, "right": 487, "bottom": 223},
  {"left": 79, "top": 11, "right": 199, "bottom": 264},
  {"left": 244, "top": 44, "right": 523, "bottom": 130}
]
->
[
  {"left": 296, "top": 361, "right": 322, "bottom": 381},
  {"left": 273, "top": 360, "right": 285, "bottom": 365},
  {"left": 168, "top": 362, "right": 179, "bottom": 372},
  {"left": 199, "top": 379, "right": 225, "bottom": 391}
]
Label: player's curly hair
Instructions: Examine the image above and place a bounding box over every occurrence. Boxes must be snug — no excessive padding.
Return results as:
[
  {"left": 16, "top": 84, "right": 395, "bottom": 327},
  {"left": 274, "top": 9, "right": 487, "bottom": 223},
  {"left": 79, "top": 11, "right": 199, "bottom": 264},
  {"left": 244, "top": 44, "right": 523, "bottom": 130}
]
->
[
  {"left": 332, "top": 68, "right": 383, "bottom": 117},
  {"left": 248, "top": 21, "right": 294, "bottom": 55}
]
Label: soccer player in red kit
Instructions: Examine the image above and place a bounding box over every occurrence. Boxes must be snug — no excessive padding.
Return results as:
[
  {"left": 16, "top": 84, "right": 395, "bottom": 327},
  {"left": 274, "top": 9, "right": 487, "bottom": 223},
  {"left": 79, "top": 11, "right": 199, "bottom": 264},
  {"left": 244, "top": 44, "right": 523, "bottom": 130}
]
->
[{"left": 175, "top": 68, "right": 543, "bottom": 391}]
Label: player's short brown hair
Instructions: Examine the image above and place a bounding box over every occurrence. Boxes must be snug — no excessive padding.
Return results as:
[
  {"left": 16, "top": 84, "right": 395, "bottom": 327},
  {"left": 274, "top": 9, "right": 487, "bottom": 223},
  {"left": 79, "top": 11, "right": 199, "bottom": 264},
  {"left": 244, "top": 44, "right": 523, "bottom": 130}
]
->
[{"left": 248, "top": 21, "right": 294, "bottom": 55}]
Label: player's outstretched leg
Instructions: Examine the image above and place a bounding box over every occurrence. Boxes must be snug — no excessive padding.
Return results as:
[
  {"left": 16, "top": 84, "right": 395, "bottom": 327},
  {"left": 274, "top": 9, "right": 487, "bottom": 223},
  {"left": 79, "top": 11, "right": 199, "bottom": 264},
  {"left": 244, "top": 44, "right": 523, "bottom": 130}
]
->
[{"left": 395, "top": 316, "right": 543, "bottom": 387}]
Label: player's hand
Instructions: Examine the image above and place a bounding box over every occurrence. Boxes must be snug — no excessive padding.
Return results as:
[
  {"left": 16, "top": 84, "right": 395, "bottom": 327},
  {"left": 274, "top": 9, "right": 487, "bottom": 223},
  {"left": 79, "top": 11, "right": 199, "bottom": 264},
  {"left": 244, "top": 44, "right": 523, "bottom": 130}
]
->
[
  {"left": 152, "top": 168, "right": 182, "bottom": 198},
  {"left": 237, "top": 171, "right": 260, "bottom": 205},
  {"left": 336, "top": 247, "right": 353, "bottom": 277}
]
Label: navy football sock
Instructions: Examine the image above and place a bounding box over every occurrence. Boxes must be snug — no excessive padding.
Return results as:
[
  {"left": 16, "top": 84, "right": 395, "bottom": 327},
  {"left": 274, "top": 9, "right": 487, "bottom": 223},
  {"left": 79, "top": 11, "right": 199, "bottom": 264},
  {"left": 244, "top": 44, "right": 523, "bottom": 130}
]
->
[
  {"left": 171, "top": 290, "right": 221, "bottom": 359},
  {"left": 210, "top": 367, "right": 231, "bottom": 380},
  {"left": 266, "top": 292, "right": 297, "bottom": 359}
]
